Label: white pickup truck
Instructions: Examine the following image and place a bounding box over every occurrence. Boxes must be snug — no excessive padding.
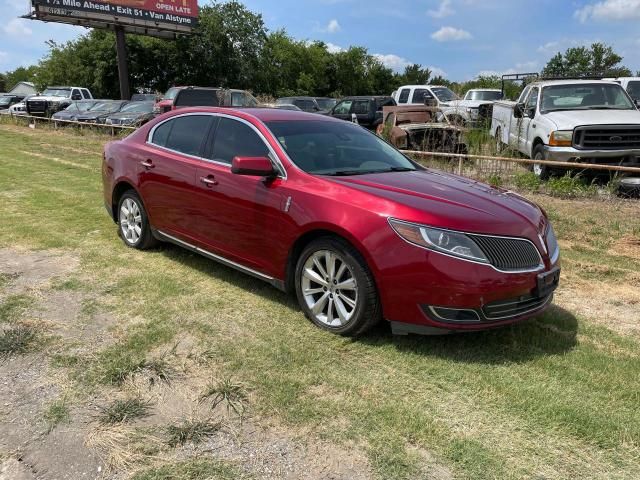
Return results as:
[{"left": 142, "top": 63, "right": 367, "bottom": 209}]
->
[{"left": 491, "top": 79, "right": 640, "bottom": 178}]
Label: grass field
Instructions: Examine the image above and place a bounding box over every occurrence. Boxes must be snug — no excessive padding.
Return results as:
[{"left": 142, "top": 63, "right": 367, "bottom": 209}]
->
[{"left": 0, "top": 123, "right": 639, "bottom": 480}]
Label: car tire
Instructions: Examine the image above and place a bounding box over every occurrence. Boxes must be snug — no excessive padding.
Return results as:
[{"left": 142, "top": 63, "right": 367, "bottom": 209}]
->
[
  {"left": 295, "top": 237, "right": 381, "bottom": 337},
  {"left": 117, "top": 191, "right": 158, "bottom": 250},
  {"left": 531, "top": 144, "right": 551, "bottom": 180}
]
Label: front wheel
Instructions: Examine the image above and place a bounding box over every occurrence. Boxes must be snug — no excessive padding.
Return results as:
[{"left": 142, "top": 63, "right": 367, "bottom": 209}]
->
[
  {"left": 295, "top": 237, "right": 381, "bottom": 336},
  {"left": 531, "top": 144, "right": 551, "bottom": 180},
  {"left": 117, "top": 191, "right": 158, "bottom": 250}
]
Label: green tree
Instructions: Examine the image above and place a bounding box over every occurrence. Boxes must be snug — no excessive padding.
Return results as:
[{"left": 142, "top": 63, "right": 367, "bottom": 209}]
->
[
  {"left": 541, "top": 42, "right": 632, "bottom": 77},
  {"left": 400, "top": 64, "right": 432, "bottom": 85},
  {"left": 3, "top": 66, "right": 38, "bottom": 91}
]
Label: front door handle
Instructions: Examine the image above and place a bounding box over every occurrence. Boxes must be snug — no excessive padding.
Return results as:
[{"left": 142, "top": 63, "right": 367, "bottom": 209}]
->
[
  {"left": 200, "top": 175, "right": 218, "bottom": 187},
  {"left": 141, "top": 160, "right": 155, "bottom": 169}
]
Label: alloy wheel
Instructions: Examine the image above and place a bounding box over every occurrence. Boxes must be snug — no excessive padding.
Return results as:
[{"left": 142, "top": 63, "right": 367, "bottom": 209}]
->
[
  {"left": 119, "top": 197, "right": 143, "bottom": 245},
  {"left": 301, "top": 250, "right": 358, "bottom": 327}
]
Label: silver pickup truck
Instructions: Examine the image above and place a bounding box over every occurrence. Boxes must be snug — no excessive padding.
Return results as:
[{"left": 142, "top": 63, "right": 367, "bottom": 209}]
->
[{"left": 491, "top": 79, "right": 640, "bottom": 178}]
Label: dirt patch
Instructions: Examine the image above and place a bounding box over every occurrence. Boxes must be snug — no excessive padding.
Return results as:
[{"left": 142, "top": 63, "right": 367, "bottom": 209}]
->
[{"left": 0, "top": 249, "right": 80, "bottom": 293}]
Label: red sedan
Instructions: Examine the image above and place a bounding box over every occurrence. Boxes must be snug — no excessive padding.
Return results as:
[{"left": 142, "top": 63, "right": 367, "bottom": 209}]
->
[{"left": 102, "top": 107, "right": 560, "bottom": 336}]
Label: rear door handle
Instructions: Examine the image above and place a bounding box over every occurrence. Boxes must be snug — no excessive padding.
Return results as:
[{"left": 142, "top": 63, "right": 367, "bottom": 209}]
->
[
  {"left": 200, "top": 175, "right": 218, "bottom": 187},
  {"left": 141, "top": 160, "right": 155, "bottom": 169}
]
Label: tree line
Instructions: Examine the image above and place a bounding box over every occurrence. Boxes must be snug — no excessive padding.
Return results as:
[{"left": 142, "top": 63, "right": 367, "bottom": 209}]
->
[{"left": 0, "top": 1, "right": 637, "bottom": 100}]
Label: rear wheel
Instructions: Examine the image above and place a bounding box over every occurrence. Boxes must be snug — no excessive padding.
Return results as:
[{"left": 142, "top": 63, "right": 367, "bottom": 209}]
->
[
  {"left": 117, "top": 191, "right": 158, "bottom": 250},
  {"left": 295, "top": 237, "right": 381, "bottom": 336}
]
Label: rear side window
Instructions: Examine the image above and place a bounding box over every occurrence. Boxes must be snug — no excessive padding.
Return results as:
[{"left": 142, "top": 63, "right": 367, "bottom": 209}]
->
[
  {"left": 294, "top": 100, "right": 317, "bottom": 111},
  {"left": 398, "top": 89, "right": 410, "bottom": 104},
  {"left": 174, "top": 89, "right": 220, "bottom": 108},
  {"left": 153, "top": 115, "right": 212, "bottom": 156},
  {"left": 210, "top": 118, "right": 270, "bottom": 164},
  {"left": 231, "top": 92, "right": 246, "bottom": 107},
  {"left": 72, "top": 89, "right": 82, "bottom": 100},
  {"left": 353, "top": 100, "right": 370, "bottom": 114}
]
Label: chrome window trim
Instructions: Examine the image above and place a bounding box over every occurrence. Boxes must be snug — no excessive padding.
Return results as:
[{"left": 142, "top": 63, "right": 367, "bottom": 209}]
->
[
  {"left": 388, "top": 217, "right": 545, "bottom": 274},
  {"left": 146, "top": 112, "right": 287, "bottom": 179},
  {"left": 156, "top": 230, "right": 274, "bottom": 281}
]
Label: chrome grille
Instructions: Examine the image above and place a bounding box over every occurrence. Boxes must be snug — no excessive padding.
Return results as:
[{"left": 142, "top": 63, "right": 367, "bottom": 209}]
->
[
  {"left": 483, "top": 294, "right": 551, "bottom": 320},
  {"left": 469, "top": 235, "right": 542, "bottom": 271},
  {"left": 573, "top": 125, "right": 640, "bottom": 150},
  {"left": 27, "top": 100, "right": 46, "bottom": 113}
]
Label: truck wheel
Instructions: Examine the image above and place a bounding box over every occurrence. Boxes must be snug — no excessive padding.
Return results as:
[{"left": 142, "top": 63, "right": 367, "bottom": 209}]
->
[{"left": 531, "top": 144, "right": 551, "bottom": 180}]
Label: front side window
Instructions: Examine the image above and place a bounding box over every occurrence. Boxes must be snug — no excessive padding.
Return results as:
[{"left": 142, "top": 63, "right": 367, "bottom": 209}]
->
[
  {"left": 411, "top": 89, "right": 430, "bottom": 103},
  {"left": 71, "top": 89, "right": 82, "bottom": 100},
  {"left": 332, "top": 100, "right": 353, "bottom": 115},
  {"left": 526, "top": 88, "right": 539, "bottom": 111},
  {"left": 81, "top": 89, "right": 91, "bottom": 99},
  {"left": 398, "top": 89, "right": 410, "bottom": 104},
  {"left": 540, "top": 83, "right": 635, "bottom": 112},
  {"left": 152, "top": 115, "right": 212, "bottom": 156},
  {"left": 267, "top": 120, "right": 418, "bottom": 175},
  {"left": 210, "top": 117, "right": 270, "bottom": 164}
]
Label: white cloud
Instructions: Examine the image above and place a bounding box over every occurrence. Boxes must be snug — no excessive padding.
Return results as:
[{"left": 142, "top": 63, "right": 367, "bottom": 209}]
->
[
  {"left": 373, "top": 53, "right": 412, "bottom": 71},
  {"left": 537, "top": 41, "right": 560, "bottom": 53},
  {"left": 428, "top": 0, "right": 454, "bottom": 18},
  {"left": 575, "top": 0, "right": 640, "bottom": 22},
  {"left": 431, "top": 26, "right": 472, "bottom": 42},
  {"left": 325, "top": 42, "right": 344, "bottom": 53},
  {"left": 3, "top": 18, "right": 32, "bottom": 36},
  {"left": 325, "top": 19, "right": 341, "bottom": 33},
  {"left": 429, "top": 66, "right": 448, "bottom": 78}
]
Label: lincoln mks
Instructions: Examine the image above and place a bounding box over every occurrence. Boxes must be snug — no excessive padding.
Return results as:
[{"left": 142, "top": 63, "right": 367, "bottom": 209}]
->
[{"left": 102, "top": 108, "right": 560, "bottom": 336}]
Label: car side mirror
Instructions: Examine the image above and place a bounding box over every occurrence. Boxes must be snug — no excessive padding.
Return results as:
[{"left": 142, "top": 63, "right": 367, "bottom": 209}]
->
[
  {"left": 231, "top": 156, "right": 276, "bottom": 177},
  {"left": 514, "top": 103, "right": 525, "bottom": 118}
]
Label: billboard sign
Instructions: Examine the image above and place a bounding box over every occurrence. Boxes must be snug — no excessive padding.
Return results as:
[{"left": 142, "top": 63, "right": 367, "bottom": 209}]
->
[{"left": 30, "top": 0, "right": 198, "bottom": 37}]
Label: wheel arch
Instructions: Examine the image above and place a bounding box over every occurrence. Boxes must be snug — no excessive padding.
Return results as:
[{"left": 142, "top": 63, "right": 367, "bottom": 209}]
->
[
  {"left": 111, "top": 180, "right": 139, "bottom": 223},
  {"left": 531, "top": 136, "right": 545, "bottom": 158}
]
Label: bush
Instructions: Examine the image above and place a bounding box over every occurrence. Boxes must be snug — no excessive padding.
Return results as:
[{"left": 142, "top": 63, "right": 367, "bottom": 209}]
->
[
  {"left": 546, "top": 174, "right": 597, "bottom": 198},
  {"left": 515, "top": 172, "right": 542, "bottom": 192}
]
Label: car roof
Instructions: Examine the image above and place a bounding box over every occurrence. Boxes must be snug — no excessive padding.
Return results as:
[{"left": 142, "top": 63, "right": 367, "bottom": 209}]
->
[
  {"left": 531, "top": 79, "right": 622, "bottom": 87},
  {"left": 162, "top": 106, "right": 345, "bottom": 123},
  {"left": 397, "top": 85, "right": 449, "bottom": 89},
  {"left": 467, "top": 88, "right": 501, "bottom": 92},
  {"left": 341, "top": 95, "right": 392, "bottom": 100}
]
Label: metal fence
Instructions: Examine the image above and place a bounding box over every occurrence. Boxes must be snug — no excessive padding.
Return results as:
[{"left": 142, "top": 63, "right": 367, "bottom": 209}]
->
[{"left": 0, "top": 112, "right": 136, "bottom": 136}]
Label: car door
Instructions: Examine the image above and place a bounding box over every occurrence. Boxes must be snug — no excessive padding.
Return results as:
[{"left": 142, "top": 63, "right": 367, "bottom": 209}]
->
[
  {"left": 330, "top": 100, "right": 354, "bottom": 122},
  {"left": 191, "top": 115, "right": 290, "bottom": 276},
  {"left": 352, "top": 99, "right": 371, "bottom": 126},
  {"left": 519, "top": 87, "right": 539, "bottom": 154},
  {"left": 137, "top": 114, "right": 214, "bottom": 236}
]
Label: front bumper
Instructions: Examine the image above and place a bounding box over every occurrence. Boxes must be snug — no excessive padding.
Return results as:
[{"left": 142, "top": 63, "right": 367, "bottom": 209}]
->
[{"left": 544, "top": 145, "right": 640, "bottom": 166}]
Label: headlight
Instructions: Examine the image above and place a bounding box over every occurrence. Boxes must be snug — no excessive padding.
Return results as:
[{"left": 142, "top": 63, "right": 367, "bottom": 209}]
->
[
  {"left": 546, "top": 224, "right": 559, "bottom": 263},
  {"left": 389, "top": 219, "right": 489, "bottom": 263},
  {"left": 549, "top": 130, "right": 573, "bottom": 147}
]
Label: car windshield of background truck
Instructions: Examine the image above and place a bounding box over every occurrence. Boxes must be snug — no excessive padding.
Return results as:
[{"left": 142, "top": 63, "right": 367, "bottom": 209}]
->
[
  {"left": 267, "top": 120, "right": 417, "bottom": 176},
  {"left": 541, "top": 83, "right": 635, "bottom": 113},
  {"left": 42, "top": 88, "right": 70, "bottom": 97},
  {"left": 431, "top": 87, "right": 458, "bottom": 102}
]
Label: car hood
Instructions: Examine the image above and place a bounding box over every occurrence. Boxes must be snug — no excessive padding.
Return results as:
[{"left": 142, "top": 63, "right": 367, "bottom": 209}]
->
[
  {"left": 76, "top": 112, "right": 109, "bottom": 119},
  {"left": 327, "top": 169, "right": 545, "bottom": 238},
  {"left": 28, "top": 96, "right": 70, "bottom": 102},
  {"left": 440, "top": 99, "right": 490, "bottom": 109},
  {"left": 544, "top": 109, "right": 640, "bottom": 130}
]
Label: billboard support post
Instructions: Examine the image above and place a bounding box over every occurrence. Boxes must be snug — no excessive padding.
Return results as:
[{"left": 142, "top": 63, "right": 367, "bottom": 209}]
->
[{"left": 114, "top": 27, "right": 130, "bottom": 100}]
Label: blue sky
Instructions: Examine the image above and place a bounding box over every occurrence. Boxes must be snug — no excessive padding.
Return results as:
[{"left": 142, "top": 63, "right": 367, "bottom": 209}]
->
[{"left": 2, "top": 0, "right": 640, "bottom": 81}]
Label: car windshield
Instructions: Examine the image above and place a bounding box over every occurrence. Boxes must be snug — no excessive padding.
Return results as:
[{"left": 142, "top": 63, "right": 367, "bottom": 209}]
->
[
  {"left": 164, "top": 87, "right": 180, "bottom": 100},
  {"left": 89, "top": 102, "right": 122, "bottom": 113},
  {"left": 267, "top": 120, "right": 418, "bottom": 176},
  {"left": 465, "top": 90, "right": 502, "bottom": 101},
  {"left": 64, "top": 102, "right": 94, "bottom": 112},
  {"left": 42, "top": 89, "right": 71, "bottom": 97},
  {"left": 0, "top": 97, "right": 12, "bottom": 106},
  {"left": 119, "top": 102, "right": 153, "bottom": 113},
  {"left": 316, "top": 98, "right": 337, "bottom": 110},
  {"left": 431, "top": 87, "right": 458, "bottom": 102},
  {"left": 541, "top": 83, "right": 635, "bottom": 112}
]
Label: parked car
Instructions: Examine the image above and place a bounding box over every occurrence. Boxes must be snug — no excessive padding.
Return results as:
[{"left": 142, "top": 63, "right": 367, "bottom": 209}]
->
[
  {"left": 172, "top": 87, "right": 259, "bottom": 110},
  {"left": 611, "top": 77, "right": 640, "bottom": 103},
  {"left": 0, "top": 94, "right": 26, "bottom": 111},
  {"left": 104, "top": 101, "right": 156, "bottom": 126},
  {"left": 155, "top": 86, "right": 184, "bottom": 114},
  {"left": 491, "top": 79, "right": 640, "bottom": 178},
  {"left": 377, "top": 105, "right": 467, "bottom": 153},
  {"left": 275, "top": 97, "right": 334, "bottom": 113},
  {"left": 327, "top": 96, "right": 396, "bottom": 129},
  {"left": 103, "top": 107, "right": 560, "bottom": 337},
  {"left": 8, "top": 95, "right": 35, "bottom": 116},
  {"left": 74, "top": 100, "right": 129, "bottom": 124},
  {"left": 264, "top": 103, "right": 303, "bottom": 111},
  {"left": 26, "top": 86, "right": 93, "bottom": 117},
  {"left": 392, "top": 85, "right": 493, "bottom": 126},
  {"left": 51, "top": 100, "right": 102, "bottom": 123},
  {"left": 131, "top": 93, "right": 157, "bottom": 102}
]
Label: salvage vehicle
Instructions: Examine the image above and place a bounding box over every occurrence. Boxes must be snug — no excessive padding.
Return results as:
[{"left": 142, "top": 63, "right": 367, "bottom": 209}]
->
[
  {"left": 75, "top": 100, "right": 129, "bottom": 124},
  {"left": 103, "top": 108, "right": 560, "bottom": 336},
  {"left": 491, "top": 79, "right": 640, "bottom": 178},
  {"left": 611, "top": 77, "right": 640, "bottom": 103},
  {"left": 8, "top": 96, "right": 34, "bottom": 116},
  {"left": 376, "top": 105, "right": 467, "bottom": 153},
  {"left": 392, "top": 85, "right": 493, "bottom": 126},
  {"left": 131, "top": 93, "right": 157, "bottom": 102},
  {"left": 105, "top": 101, "right": 156, "bottom": 126},
  {"left": 155, "top": 86, "right": 184, "bottom": 114},
  {"left": 464, "top": 89, "right": 503, "bottom": 101},
  {"left": 172, "top": 87, "right": 259, "bottom": 110},
  {"left": 51, "top": 100, "right": 102, "bottom": 123},
  {"left": 327, "top": 96, "right": 396, "bottom": 129},
  {"left": 26, "top": 86, "right": 93, "bottom": 117}
]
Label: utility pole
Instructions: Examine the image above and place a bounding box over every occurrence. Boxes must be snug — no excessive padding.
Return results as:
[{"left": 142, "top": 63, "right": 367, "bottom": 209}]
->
[{"left": 114, "top": 26, "right": 130, "bottom": 100}]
